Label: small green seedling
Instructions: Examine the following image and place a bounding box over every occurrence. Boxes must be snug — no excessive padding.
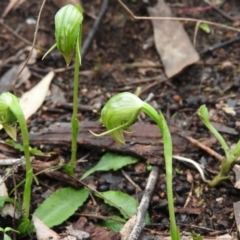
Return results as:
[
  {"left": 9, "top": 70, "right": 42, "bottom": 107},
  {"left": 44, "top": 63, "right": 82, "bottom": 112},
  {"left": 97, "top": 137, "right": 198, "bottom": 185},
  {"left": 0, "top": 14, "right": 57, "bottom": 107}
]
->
[
  {"left": 43, "top": 4, "right": 83, "bottom": 175},
  {"left": 91, "top": 92, "right": 180, "bottom": 240},
  {"left": 0, "top": 92, "right": 32, "bottom": 233},
  {"left": 0, "top": 227, "right": 19, "bottom": 240},
  {"left": 199, "top": 23, "right": 211, "bottom": 33},
  {"left": 198, "top": 105, "right": 240, "bottom": 187}
]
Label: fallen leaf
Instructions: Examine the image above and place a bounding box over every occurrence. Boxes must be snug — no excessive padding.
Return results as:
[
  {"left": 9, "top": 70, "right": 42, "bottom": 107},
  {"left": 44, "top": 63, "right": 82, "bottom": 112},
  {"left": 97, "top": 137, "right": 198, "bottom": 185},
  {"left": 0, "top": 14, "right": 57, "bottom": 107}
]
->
[
  {"left": 234, "top": 201, "right": 240, "bottom": 233},
  {"left": 0, "top": 175, "right": 21, "bottom": 218},
  {"left": 148, "top": 0, "right": 199, "bottom": 78},
  {"left": 233, "top": 165, "right": 240, "bottom": 189},
  {"left": 1, "top": 0, "right": 25, "bottom": 18},
  {"left": 64, "top": 225, "right": 90, "bottom": 240},
  {"left": 19, "top": 71, "right": 55, "bottom": 119},
  {"left": 0, "top": 63, "right": 31, "bottom": 94},
  {"left": 32, "top": 215, "right": 60, "bottom": 240},
  {"left": 50, "top": 84, "right": 67, "bottom": 104},
  {"left": 216, "top": 234, "right": 235, "bottom": 239}
]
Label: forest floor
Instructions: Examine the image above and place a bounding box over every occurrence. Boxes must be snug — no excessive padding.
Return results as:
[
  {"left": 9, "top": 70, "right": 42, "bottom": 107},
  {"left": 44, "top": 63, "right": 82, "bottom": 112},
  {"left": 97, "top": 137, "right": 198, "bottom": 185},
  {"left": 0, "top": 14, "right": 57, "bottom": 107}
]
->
[{"left": 0, "top": 0, "right": 240, "bottom": 239}]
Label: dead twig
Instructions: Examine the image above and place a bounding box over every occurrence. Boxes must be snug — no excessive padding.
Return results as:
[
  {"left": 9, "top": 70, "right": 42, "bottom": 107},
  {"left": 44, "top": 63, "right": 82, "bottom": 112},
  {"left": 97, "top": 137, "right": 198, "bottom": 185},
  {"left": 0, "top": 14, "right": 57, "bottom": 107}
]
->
[
  {"left": 118, "top": 0, "right": 240, "bottom": 33},
  {"left": 127, "top": 166, "right": 159, "bottom": 240},
  {"left": 203, "top": 0, "right": 237, "bottom": 22},
  {"left": 81, "top": 0, "right": 109, "bottom": 58},
  {"left": 0, "top": 19, "right": 34, "bottom": 47},
  {"left": 14, "top": 0, "right": 47, "bottom": 90},
  {"left": 200, "top": 36, "right": 240, "bottom": 55},
  {"left": 121, "top": 170, "right": 142, "bottom": 192},
  {"left": 183, "top": 136, "right": 224, "bottom": 161}
]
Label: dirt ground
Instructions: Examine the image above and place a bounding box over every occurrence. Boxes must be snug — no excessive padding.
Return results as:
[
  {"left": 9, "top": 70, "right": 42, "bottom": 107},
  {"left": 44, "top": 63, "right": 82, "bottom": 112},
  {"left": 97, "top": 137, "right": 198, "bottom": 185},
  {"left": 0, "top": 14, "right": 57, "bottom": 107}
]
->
[{"left": 0, "top": 0, "right": 240, "bottom": 239}]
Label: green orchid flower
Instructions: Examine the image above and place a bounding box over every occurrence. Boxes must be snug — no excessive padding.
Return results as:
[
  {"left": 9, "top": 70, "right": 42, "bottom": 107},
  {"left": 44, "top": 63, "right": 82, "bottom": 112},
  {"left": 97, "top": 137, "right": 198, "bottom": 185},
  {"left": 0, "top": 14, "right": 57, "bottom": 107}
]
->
[
  {"left": 0, "top": 92, "right": 32, "bottom": 233},
  {"left": 0, "top": 92, "right": 18, "bottom": 140},
  {"left": 99, "top": 92, "right": 143, "bottom": 146},
  {"left": 91, "top": 92, "right": 180, "bottom": 240},
  {"left": 43, "top": 4, "right": 83, "bottom": 66},
  {"left": 43, "top": 4, "right": 84, "bottom": 175}
]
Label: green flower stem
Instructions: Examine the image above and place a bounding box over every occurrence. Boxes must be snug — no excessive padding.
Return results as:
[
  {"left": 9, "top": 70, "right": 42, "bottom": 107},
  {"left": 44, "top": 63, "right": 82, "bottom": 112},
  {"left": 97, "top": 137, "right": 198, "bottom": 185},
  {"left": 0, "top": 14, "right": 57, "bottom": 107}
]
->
[
  {"left": 15, "top": 110, "right": 32, "bottom": 220},
  {"left": 142, "top": 103, "right": 180, "bottom": 240},
  {"left": 93, "top": 92, "right": 180, "bottom": 239},
  {"left": 43, "top": 5, "right": 83, "bottom": 175},
  {"left": 198, "top": 105, "right": 229, "bottom": 158},
  {"left": 208, "top": 139, "right": 240, "bottom": 187},
  {"left": 68, "top": 47, "right": 80, "bottom": 175},
  {"left": 0, "top": 93, "right": 32, "bottom": 232},
  {"left": 68, "top": 25, "right": 82, "bottom": 175},
  {"left": 198, "top": 105, "right": 240, "bottom": 187}
]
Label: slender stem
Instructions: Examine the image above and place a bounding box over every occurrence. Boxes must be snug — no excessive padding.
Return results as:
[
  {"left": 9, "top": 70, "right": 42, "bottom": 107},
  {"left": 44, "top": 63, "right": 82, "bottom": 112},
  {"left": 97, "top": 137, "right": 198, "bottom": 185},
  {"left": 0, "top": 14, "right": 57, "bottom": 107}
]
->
[
  {"left": 142, "top": 103, "right": 180, "bottom": 240},
  {"left": 208, "top": 140, "right": 240, "bottom": 187},
  {"left": 15, "top": 110, "right": 32, "bottom": 220},
  {"left": 69, "top": 53, "right": 80, "bottom": 175}
]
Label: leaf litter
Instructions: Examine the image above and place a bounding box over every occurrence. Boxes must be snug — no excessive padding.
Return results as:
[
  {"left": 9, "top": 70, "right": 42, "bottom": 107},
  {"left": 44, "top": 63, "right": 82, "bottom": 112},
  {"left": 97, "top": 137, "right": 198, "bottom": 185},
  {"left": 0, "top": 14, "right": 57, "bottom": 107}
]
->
[{"left": 0, "top": 0, "right": 239, "bottom": 238}]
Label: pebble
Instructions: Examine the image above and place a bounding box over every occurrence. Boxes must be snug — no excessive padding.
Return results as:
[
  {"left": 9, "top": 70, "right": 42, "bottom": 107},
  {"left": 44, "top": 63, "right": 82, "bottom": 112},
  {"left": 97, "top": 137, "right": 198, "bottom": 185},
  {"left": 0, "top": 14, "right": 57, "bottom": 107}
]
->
[
  {"left": 97, "top": 184, "right": 109, "bottom": 192},
  {"left": 126, "top": 185, "right": 135, "bottom": 194},
  {"left": 161, "top": 218, "right": 169, "bottom": 225},
  {"left": 176, "top": 196, "right": 185, "bottom": 206},
  {"left": 172, "top": 94, "right": 181, "bottom": 103},
  {"left": 97, "top": 178, "right": 106, "bottom": 185},
  {"left": 152, "top": 195, "right": 160, "bottom": 204}
]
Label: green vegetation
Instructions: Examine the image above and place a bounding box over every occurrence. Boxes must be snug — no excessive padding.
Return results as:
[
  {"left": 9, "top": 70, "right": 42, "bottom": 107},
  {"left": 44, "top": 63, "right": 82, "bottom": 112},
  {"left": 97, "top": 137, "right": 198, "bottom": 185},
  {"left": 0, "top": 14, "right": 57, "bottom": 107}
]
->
[
  {"left": 43, "top": 4, "right": 84, "bottom": 175},
  {"left": 91, "top": 92, "right": 180, "bottom": 240}
]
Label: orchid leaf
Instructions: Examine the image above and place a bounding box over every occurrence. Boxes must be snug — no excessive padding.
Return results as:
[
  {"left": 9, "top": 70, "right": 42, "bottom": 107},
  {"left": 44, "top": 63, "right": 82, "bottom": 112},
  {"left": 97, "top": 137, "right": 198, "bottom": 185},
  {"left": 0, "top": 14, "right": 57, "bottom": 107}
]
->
[{"left": 81, "top": 153, "right": 138, "bottom": 179}]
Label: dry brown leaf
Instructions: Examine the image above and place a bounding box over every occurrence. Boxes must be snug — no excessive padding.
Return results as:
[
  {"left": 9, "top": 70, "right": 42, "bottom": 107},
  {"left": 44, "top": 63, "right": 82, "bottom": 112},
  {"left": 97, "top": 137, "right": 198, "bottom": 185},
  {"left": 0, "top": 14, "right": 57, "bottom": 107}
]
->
[
  {"left": 233, "top": 165, "right": 240, "bottom": 189},
  {"left": 1, "top": 0, "right": 25, "bottom": 18},
  {"left": 20, "top": 71, "right": 55, "bottom": 119},
  {"left": 32, "top": 215, "right": 60, "bottom": 240},
  {"left": 148, "top": 0, "right": 199, "bottom": 78},
  {"left": 120, "top": 214, "right": 136, "bottom": 240},
  {"left": 0, "top": 63, "right": 31, "bottom": 93},
  {"left": 234, "top": 201, "right": 240, "bottom": 234}
]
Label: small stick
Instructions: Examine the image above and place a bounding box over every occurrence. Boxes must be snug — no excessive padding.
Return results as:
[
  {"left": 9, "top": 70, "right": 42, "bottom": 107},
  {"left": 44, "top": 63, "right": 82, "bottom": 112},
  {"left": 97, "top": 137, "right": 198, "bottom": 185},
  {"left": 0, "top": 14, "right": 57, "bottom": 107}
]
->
[
  {"left": 203, "top": 0, "right": 237, "bottom": 22},
  {"left": 127, "top": 166, "right": 159, "bottom": 240},
  {"left": 0, "top": 19, "right": 35, "bottom": 47},
  {"left": 14, "top": 0, "right": 47, "bottom": 89},
  {"left": 81, "top": 0, "right": 109, "bottom": 57},
  {"left": 121, "top": 170, "right": 142, "bottom": 192},
  {"left": 184, "top": 136, "right": 224, "bottom": 161},
  {"left": 118, "top": 0, "right": 240, "bottom": 33}
]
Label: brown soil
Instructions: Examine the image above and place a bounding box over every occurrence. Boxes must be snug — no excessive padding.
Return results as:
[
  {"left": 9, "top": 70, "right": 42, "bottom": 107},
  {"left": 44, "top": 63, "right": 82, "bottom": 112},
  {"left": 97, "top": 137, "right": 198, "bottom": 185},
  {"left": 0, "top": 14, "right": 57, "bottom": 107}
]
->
[{"left": 0, "top": 0, "right": 240, "bottom": 239}]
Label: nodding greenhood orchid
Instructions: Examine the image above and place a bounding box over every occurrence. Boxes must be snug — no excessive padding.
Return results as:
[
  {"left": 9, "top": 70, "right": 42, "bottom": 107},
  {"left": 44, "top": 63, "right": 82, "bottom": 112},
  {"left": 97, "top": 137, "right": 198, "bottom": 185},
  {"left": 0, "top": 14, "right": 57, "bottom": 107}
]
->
[
  {"left": 0, "top": 92, "right": 32, "bottom": 233},
  {"left": 91, "top": 91, "right": 180, "bottom": 240},
  {"left": 0, "top": 92, "right": 19, "bottom": 140},
  {"left": 43, "top": 4, "right": 84, "bottom": 175},
  {"left": 96, "top": 92, "right": 144, "bottom": 146},
  {"left": 43, "top": 4, "right": 83, "bottom": 66}
]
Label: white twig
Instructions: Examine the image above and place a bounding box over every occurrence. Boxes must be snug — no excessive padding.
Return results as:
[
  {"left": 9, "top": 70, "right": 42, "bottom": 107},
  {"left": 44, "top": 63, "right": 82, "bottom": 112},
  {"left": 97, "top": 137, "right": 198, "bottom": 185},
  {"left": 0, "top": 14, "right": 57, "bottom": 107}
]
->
[
  {"left": 173, "top": 155, "right": 209, "bottom": 183},
  {"left": 0, "top": 157, "right": 24, "bottom": 166},
  {"left": 127, "top": 166, "right": 159, "bottom": 240},
  {"left": 121, "top": 170, "right": 142, "bottom": 192}
]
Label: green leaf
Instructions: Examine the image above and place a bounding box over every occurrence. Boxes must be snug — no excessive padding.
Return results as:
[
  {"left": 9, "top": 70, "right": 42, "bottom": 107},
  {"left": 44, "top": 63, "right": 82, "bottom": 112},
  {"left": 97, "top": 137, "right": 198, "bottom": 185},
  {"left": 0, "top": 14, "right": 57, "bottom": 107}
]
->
[
  {"left": 34, "top": 187, "right": 89, "bottom": 228},
  {"left": 5, "top": 139, "right": 44, "bottom": 155},
  {"left": 0, "top": 196, "right": 19, "bottom": 210},
  {"left": 199, "top": 23, "right": 211, "bottom": 33},
  {"left": 81, "top": 153, "right": 139, "bottom": 179},
  {"left": 4, "top": 233, "right": 12, "bottom": 240},
  {"left": 198, "top": 105, "right": 229, "bottom": 157},
  {"left": 99, "top": 215, "right": 125, "bottom": 232},
  {"left": 95, "top": 191, "right": 137, "bottom": 219}
]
